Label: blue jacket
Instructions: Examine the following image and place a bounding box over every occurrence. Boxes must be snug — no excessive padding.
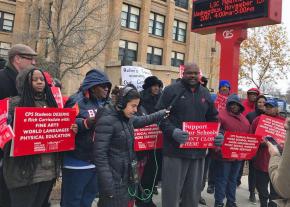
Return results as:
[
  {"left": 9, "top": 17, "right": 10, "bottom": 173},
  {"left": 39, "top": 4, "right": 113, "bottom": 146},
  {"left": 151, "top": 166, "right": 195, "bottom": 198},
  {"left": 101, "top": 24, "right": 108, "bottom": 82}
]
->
[{"left": 65, "top": 69, "right": 112, "bottom": 164}]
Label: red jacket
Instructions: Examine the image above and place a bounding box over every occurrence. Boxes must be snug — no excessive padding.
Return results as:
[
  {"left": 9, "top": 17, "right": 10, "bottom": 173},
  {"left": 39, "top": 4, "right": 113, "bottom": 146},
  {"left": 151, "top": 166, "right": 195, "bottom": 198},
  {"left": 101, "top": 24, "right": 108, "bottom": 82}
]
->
[
  {"left": 242, "top": 99, "right": 255, "bottom": 116},
  {"left": 242, "top": 88, "right": 260, "bottom": 116},
  {"left": 214, "top": 109, "right": 250, "bottom": 160}
]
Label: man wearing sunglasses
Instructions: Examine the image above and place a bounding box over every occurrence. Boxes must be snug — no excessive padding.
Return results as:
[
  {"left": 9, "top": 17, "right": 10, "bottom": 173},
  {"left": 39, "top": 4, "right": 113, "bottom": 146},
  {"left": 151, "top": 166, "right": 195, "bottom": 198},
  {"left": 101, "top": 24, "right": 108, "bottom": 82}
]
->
[{"left": 0, "top": 44, "right": 37, "bottom": 207}]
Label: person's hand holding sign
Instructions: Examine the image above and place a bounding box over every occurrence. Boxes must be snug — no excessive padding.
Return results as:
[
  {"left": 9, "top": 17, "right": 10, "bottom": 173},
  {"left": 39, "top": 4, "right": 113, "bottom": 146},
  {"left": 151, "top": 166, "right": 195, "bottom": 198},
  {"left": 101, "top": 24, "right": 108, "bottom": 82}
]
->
[{"left": 71, "top": 124, "right": 78, "bottom": 134}]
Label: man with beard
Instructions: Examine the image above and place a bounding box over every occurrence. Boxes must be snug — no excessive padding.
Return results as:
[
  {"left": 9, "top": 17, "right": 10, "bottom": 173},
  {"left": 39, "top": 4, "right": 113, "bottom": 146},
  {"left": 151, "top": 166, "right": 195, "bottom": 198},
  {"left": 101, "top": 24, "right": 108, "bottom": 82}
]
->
[{"left": 156, "top": 63, "right": 222, "bottom": 207}]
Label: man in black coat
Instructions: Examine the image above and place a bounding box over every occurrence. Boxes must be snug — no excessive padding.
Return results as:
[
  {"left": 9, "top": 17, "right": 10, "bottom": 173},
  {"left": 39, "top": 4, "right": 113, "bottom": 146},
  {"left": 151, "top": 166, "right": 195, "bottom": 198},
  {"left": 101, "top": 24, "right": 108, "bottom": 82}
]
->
[
  {"left": 0, "top": 44, "right": 37, "bottom": 100},
  {"left": 135, "top": 76, "right": 163, "bottom": 207},
  {"left": 0, "top": 44, "right": 37, "bottom": 207},
  {"left": 156, "top": 63, "right": 221, "bottom": 207}
]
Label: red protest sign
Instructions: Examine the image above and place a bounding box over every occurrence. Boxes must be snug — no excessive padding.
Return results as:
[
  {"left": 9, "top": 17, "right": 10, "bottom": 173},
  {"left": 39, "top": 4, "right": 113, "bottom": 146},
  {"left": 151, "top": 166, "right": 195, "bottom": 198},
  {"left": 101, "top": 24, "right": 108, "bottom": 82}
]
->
[
  {"left": 134, "top": 124, "right": 163, "bottom": 151},
  {"left": 221, "top": 132, "right": 262, "bottom": 160},
  {"left": 215, "top": 93, "right": 227, "bottom": 112},
  {"left": 0, "top": 98, "right": 9, "bottom": 125},
  {"left": 179, "top": 65, "right": 185, "bottom": 78},
  {"left": 180, "top": 122, "right": 220, "bottom": 149},
  {"left": 12, "top": 107, "right": 76, "bottom": 156},
  {"left": 0, "top": 125, "right": 14, "bottom": 149},
  {"left": 51, "top": 87, "right": 64, "bottom": 108},
  {"left": 255, "top": 115, "right": 286, "bottom": 144}
]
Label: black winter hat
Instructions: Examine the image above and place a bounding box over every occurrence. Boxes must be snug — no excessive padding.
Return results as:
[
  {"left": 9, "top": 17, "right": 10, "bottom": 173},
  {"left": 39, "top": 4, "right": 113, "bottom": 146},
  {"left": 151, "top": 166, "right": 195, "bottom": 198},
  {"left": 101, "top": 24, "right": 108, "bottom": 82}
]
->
[
  {"left": 142, "top": 76, "right": 163, "bottom": 90},
  {"left": 226, "top": 94, "right": 245, "bottom": 113}
]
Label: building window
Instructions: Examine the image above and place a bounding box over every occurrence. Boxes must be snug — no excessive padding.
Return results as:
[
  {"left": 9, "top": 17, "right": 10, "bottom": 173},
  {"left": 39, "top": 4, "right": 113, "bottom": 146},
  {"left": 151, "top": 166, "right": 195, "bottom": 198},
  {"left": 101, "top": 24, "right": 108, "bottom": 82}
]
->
[
  {"left": 147, "top": 46, "right": 163, "bottom": 65},
  {"left": 173, "top": 20, "right": 187, "bottom": 42},
  {"left": 149, "top": 12, "right": 165, "bottom": 37},
  {"left": 175, "top": 0, "right": 188, "bottom": 9},
  {"left": 0, "top": 11, "right": 14, "bottom": 32},
  {"left": 121, "top": 4, "right": 140, "bottom": 31},
  {"left": 119, "top": 40, "right": 138, "bottom": 65},
  {"left": 0, "top": 42, "right": 11, "bottom": 58},
  {"left": 171, "top": 51, "right": 184, "bottom": 67}
]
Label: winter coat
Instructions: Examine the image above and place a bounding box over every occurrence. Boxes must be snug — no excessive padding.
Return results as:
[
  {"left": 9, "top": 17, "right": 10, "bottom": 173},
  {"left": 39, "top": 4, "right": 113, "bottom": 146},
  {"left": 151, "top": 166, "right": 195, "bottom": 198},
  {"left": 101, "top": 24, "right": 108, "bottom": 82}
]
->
[
  {"left": 139, "top": 88, "right": 161, "bottom": 114},
  {"left": 156, "top": 80, "right": 218, "bottom": 159},
  {"left": 3, "top": 98, "right": 57, "bottom": 189},
  {"left": 242, "top": 99, "right": 256, "bottom": 116},
  {"left": 246, "top": 108, "right": 264, "bottom": 124},
  {"left": 269, "top": 128, "right": 290, "bottom": 207},
  {"left": 214, "top": 94, "right": 250, "bottom": 160},
  {"left": 66, "top": 69, "right": 112, "bottom": 163},
  {"left": 242, "top": 88, "right": 260, "bottom": 116},
  {"left": 93, "top": 104, "right": 166, "bottom": 197},
  {"left": 0, "top": 63, "right": 18, "bottom": 100}
]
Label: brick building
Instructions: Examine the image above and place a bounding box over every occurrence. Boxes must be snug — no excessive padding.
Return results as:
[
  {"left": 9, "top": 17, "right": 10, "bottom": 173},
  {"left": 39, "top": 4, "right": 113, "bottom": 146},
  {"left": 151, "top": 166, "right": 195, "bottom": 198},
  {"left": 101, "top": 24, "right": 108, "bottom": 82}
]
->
[{"left": 0, "top": 0, "right": 221, "bottom": 95}]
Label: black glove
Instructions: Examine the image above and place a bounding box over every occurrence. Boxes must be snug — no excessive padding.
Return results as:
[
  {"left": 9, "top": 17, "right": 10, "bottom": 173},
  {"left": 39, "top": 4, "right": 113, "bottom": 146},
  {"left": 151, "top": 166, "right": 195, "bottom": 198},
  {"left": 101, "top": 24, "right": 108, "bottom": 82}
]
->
[
  {"left": 214, "top": 133, "right": 224, "bottom": 147},
  {"left": 84, "top": 116, "right": 97, "bottom": 129},
  {"left": 172, "top": 128, "right": 189, "bottom": 144}
]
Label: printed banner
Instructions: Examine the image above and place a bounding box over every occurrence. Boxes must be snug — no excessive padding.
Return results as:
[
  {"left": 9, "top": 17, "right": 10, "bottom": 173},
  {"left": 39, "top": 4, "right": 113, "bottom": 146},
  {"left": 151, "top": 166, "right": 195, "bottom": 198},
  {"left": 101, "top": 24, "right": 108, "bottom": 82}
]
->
[
  {"left": 214, "top": 93, "right": 228, "bottom": 111},
  {"left": 121, "top": 66, "right": 152, "bottom": 91},
  {"left": 12, "top": 107, "right": 76, "bottom": 156},
  {"left": 134, "top": 124, "right": 163, "bottom": 151},
  {"left": 180, "top": 122, "right": 220, "bottom": 148},
  {"left": 0, "top": 98, "right": 9, "bottom": 125},
  {"left": 179, "top": 65, "right": 185, "bottom": 78},
  {"left": 0, "top": 125, "right": 14, "bottom": 149},
  {"left": 221, "top": 132, "right": 262, "bottom": 160},
  {"left": 255, "top": 115, "right": 286, "bottom": 144},
  {"left": 51, "top": 87, "right": 64, "bottom": 108}
]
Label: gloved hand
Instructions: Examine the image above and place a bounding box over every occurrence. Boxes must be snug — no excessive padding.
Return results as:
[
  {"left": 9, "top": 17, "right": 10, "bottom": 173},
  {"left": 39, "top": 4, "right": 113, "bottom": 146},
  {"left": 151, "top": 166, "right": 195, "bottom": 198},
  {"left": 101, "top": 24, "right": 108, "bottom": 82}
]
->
[
  {"left": 214, "top": 133, "right": 224, "bottom": 147},
  {"left": 158, "top": 109, "right": 170, "bottom": 119},
  {"left": 84, "top": 116, "right": 97, "bottom": 129},
  {"left": 172, "top": 128, "right": 189, "bottom": 144}
]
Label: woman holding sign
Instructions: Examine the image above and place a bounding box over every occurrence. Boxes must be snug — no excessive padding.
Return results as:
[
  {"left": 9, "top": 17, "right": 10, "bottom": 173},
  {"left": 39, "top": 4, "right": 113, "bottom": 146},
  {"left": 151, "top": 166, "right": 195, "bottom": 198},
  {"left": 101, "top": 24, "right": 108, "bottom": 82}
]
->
[
  {"left": 251, "top": 100, "right": 281, "bottom": 207},
  {"left": 3, "top": 68, "right": 77, "bottom": 207},
  {"left": 213, "top": 94, "right": 250, "bottom": 207}
]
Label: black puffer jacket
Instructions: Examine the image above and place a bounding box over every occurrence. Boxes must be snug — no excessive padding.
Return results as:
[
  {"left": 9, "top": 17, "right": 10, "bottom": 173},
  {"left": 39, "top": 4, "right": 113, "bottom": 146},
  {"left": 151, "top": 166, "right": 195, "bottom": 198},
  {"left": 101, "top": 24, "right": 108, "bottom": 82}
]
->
[{"left": 93, "top": 104, "right": 166, "bottom": 196}]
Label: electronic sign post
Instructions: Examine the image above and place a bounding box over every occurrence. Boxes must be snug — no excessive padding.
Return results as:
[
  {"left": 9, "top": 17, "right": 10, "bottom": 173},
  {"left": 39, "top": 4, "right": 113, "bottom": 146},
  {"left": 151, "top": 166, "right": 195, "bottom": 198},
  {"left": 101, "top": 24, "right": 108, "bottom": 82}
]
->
[{"left": 192, "top": 0, "right": 282, "bottom": 93}]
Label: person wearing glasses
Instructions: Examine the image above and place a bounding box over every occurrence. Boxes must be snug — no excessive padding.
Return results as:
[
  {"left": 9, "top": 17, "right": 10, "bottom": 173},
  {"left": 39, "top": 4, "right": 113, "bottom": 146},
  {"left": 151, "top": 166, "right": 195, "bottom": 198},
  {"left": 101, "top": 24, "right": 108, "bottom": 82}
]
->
[
  {"left": 61, "top": 69, "right": 112, "bottom": 207},
  {"left": 0, "top": 44, "right": 37, "bottom": 207},
  {"left": 0, "top": 44, "right": 37, "bottom": 100}
]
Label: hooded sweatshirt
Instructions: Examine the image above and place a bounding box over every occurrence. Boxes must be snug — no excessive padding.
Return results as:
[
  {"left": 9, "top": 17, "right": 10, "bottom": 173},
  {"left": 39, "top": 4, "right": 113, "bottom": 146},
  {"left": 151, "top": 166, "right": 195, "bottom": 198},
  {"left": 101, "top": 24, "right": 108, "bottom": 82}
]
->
[
  {"left": 216, "top": 94, "right": 250, "bottom": 160},
  {"left": 64, "top": 69, "right": 112, "bottom": 169}
]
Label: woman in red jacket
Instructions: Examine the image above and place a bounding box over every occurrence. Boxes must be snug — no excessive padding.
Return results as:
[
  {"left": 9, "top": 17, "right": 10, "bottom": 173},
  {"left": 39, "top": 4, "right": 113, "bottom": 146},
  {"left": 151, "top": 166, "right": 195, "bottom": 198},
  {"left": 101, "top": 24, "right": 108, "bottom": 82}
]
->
[{"left": 251, "top": 100, "right": 281, "bottom": 207}]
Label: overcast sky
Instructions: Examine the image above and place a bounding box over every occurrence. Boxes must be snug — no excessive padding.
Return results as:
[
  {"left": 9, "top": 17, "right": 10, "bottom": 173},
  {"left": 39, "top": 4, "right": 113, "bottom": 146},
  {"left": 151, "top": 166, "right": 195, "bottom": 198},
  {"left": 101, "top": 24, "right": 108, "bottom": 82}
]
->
[{"left": 277, "top": 0, "right": 290, "bottom": 93}]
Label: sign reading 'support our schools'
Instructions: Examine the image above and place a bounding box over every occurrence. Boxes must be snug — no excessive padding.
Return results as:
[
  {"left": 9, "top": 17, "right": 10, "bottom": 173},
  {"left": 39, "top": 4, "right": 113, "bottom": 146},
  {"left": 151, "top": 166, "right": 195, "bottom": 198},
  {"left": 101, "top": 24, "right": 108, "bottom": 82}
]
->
[{"left": 181, "top": 122, "right": 220, "bottom": 148}]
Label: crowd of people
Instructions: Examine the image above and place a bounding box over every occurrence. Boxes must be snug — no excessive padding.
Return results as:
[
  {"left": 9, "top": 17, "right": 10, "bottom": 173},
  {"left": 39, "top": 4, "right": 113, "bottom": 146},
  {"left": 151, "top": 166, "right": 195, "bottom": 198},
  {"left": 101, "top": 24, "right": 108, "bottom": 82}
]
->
[{"left": 0, "top": 44, "right": 290, "bottom": 207}]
